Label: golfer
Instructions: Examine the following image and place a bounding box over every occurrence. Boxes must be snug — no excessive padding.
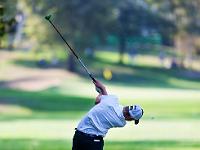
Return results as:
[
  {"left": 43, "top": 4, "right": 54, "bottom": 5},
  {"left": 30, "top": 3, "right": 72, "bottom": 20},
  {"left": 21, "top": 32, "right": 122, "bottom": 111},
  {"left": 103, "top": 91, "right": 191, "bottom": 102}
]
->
[{"left": 72, "top": 80, "right": 144, "bottom": 150}]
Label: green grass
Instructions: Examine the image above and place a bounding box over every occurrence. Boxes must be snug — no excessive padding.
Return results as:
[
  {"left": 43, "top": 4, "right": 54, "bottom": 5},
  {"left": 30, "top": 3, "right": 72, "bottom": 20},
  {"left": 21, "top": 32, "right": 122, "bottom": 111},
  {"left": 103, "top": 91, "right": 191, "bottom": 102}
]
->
[
  {"left": 0, "top": 139, "right": 72, "bottom": 150},
  {"left": 0, "top": 88, "right": 93, "bottom": 120},
  {"left": 0, "top": 88, "right": 200, "bottom": 120},
  {"left": 105, "top": 141, "right": 200, "bottom": 150},
  {"left": 0, "top": 140, "right": 199, "bottom": 150},
  {"left": 4, "top": 50, "right": 200, "bottom": 90},
  {"left": 0, "top": 49, "right": 200, "bottom": 150},
  {"left": 1, "top": 119, "right": 200, "bottom": 140}
]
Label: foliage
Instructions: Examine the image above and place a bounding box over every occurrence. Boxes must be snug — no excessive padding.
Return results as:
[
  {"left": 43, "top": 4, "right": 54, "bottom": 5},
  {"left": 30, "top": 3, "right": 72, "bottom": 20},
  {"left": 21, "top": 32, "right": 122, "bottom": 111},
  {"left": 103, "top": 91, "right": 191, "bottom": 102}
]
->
[
  {"left": 0, "top": 0, "right": 18, "bottom": 20},
  {"left": 36, "top": 0, "right": 118, "bottom": 50},
  {"left": 2, "top": 0, "right": 200, "bottom": 67},
  {"left": 145, "top": 0, "right": 200, "bottom": 34},
  {"left": 0, "top": 0, "right": 18, "bottom": 47}
]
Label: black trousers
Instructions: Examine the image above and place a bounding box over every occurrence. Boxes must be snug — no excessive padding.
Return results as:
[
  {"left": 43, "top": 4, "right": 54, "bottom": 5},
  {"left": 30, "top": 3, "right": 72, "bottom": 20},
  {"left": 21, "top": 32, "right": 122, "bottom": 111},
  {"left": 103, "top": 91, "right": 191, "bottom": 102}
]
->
[{"left": 72, "top": 130, "right": 104, "bottom": 150}]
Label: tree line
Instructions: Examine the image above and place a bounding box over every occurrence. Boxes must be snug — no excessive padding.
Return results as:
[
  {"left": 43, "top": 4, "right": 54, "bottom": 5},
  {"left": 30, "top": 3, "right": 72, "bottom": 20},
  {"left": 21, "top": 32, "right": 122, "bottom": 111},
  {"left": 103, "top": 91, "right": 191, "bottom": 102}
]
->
[{"left": 1, "top": 0, "right": 200, "bottom": 70}]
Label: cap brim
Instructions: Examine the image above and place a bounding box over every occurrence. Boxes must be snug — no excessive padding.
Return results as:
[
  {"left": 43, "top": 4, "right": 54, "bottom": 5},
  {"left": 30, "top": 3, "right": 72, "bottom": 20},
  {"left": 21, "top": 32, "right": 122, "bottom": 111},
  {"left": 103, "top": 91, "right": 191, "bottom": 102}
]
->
[{"left": 135, "top": 120, "right": 139, "bottom": 125}]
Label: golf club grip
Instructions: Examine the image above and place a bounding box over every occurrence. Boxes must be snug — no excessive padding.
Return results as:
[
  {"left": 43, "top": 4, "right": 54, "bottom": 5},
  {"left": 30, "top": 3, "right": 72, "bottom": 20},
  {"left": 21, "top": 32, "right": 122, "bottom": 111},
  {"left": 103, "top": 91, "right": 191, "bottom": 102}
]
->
[{"left": 90, "top": 75, "right": 103, "bottom": 94}]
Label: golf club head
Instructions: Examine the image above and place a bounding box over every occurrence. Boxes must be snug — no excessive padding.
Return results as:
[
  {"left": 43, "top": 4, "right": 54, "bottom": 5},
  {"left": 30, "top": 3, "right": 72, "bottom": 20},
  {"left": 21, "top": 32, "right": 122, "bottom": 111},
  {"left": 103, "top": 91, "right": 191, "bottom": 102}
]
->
[{"left": 45, "top": 15, "right": 52, "bottom": 21}]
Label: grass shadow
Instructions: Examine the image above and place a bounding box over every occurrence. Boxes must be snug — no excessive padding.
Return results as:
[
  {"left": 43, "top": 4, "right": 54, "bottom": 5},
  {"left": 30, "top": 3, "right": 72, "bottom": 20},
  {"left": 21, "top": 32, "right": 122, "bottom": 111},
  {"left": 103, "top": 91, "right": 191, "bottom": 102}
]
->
[
  {"left": 84, "top": 57, "right": 200, "bottom": 89},
  {"left": 0, "top": 88, "right": 94, "bottom": 112},
  {"left": 11, "top": 59, "right": 67, "bottom": 69},
  {"left": 10, "top": 54, "right": 200, "bottom": 90}
]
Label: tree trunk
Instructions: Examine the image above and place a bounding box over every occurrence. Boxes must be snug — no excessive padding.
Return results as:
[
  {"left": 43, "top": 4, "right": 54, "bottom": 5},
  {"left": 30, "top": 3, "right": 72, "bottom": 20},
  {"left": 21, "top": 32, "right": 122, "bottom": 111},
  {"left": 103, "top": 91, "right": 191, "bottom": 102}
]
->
[
  {"left": 118, "top": 36, "right": 126, "bottom": 64},
  {"left": 67, "top": 53, "right": 76, "bottom": 72}
]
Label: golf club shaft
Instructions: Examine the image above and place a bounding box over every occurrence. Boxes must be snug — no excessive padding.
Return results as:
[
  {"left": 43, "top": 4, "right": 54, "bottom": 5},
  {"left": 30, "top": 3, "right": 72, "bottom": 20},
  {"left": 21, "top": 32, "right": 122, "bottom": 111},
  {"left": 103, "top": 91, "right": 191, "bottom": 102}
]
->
[
  {"left": 45, "top": 17, "right": 103, "bottom": 94},
  {"left": 47, "top": 19, "right": 96, "bottom": 82}
]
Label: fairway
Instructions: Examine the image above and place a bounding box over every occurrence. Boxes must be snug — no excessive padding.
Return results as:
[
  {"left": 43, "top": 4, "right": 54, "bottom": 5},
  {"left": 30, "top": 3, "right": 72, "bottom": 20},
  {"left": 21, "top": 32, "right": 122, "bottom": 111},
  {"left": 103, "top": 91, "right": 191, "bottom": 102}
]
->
[
  {"left": 0, "top": 119, "right": 200, "bottom": 150},
  {"left": 0, "top": 119, "right": 200, "bottom": 141},
  {"left": 0, "top": 50, "right": 200, "bottom": 150}
]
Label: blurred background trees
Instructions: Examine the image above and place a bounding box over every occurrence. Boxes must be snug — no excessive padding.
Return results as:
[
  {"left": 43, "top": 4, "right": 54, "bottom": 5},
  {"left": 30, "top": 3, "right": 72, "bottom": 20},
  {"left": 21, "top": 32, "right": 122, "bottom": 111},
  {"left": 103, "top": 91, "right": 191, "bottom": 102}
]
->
[
  {"left": 145, "top": 0, "right": 200, "bottom": 67},
  {"left": 1, "top": 0, "right": 200, "bottom": 70}
]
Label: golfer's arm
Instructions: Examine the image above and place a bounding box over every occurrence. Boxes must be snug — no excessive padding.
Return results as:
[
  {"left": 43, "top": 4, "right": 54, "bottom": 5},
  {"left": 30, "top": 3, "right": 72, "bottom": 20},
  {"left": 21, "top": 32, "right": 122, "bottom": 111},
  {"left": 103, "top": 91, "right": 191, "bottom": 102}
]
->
[
  {"left": 100, "top": 86, "right": 108, "bottom": 95},
  {"left": 95, "top": 86, "right": 108, "bottom": 105},
  {"left": 94, "top": 80, "right": 108, "bottom": 95}
]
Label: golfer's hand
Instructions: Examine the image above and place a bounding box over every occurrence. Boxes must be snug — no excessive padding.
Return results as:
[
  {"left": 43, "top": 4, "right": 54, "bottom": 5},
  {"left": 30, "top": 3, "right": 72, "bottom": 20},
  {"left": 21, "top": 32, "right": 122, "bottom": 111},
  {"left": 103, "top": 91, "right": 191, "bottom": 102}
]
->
[{"left": 93, "top": 80, "right": 107, "bottom": 95}]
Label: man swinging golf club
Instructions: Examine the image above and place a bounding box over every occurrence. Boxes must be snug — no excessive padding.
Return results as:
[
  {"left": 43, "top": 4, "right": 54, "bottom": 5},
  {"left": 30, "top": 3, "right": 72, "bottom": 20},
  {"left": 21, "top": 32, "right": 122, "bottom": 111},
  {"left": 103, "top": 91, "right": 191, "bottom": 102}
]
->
[
  {"left": 72, "top": 80, "right": 144, "bottom": 150},
  {"left": 44, "top": 15, "right": 144, "bottom": 150}
]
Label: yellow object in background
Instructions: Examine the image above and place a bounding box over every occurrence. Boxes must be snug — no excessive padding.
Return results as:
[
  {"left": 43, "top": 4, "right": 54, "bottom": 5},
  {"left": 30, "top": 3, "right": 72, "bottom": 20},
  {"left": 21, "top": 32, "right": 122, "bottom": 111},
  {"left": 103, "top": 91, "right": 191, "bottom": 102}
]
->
[{"left": 103, "top": 68, "right": 112, "bottom": 80}]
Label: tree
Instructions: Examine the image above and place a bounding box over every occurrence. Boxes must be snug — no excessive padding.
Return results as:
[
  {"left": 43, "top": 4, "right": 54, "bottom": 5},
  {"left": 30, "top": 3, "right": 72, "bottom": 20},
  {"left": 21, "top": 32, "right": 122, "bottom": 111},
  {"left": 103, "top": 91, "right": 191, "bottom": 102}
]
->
[
  {"left": 111, "top": 0, "right": 175, "bottom": 63},
  {"left": 145, "top": 0, "right": 200, "bottom": 67},
  {"left": 115, "top": 1, "right": 141, "bottom": 63},
  {"left": 145, "top": 0, "right": 200, "bottom": 33},
  {"left": 0, "top": 5, "right": 5, "bottom": 48},
  {"left": 34, "top": 0, "right": 117, "bottom": 71},
  {"left": 0, "top": 0, "right": 18, "bottom": 48}
]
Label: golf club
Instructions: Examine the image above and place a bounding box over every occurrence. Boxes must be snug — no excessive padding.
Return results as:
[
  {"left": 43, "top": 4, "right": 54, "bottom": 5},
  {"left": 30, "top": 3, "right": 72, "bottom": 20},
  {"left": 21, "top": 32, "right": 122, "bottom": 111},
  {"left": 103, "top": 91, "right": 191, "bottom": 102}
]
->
[{"left": 45, "top": 15, "right": 102, "bottom": 94}]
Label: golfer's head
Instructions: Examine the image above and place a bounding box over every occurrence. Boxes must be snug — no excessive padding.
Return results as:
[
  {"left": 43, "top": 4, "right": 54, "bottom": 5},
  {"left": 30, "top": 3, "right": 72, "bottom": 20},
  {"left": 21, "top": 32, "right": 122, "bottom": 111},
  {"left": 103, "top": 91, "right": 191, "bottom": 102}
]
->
[{"left": 124, "top": 105, "right": 144, "bottom": 125}]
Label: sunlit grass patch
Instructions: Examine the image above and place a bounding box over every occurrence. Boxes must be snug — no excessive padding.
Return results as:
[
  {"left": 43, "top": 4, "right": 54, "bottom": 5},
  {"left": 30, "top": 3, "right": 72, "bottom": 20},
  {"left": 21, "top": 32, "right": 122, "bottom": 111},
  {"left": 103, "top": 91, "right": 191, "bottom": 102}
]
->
[
  {"left": 0, "top": 119, "right": 200, "bottom": 141},
  {"left": 0, "top": 119, "right": 200, "bottom": 150},
  {"left": 95, "top": 50, "right": 122, "bottom": 64},
  {"left": 0, "top": 104, "right": 32, "bottom": 116}
]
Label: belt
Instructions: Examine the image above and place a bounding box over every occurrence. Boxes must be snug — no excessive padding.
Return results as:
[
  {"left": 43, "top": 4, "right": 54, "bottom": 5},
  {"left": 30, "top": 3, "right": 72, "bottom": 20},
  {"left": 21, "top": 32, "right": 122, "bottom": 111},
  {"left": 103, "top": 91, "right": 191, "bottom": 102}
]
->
[{"left": 75, "top": 129, "right": 103, "bottom": 139}]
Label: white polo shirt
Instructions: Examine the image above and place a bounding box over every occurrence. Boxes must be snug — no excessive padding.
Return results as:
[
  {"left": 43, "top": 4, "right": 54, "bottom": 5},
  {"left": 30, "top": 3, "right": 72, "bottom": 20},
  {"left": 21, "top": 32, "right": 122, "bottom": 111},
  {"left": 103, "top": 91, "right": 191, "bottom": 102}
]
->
[{"left": 77, "top": 95, "right": 126, "bottom": 137}]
